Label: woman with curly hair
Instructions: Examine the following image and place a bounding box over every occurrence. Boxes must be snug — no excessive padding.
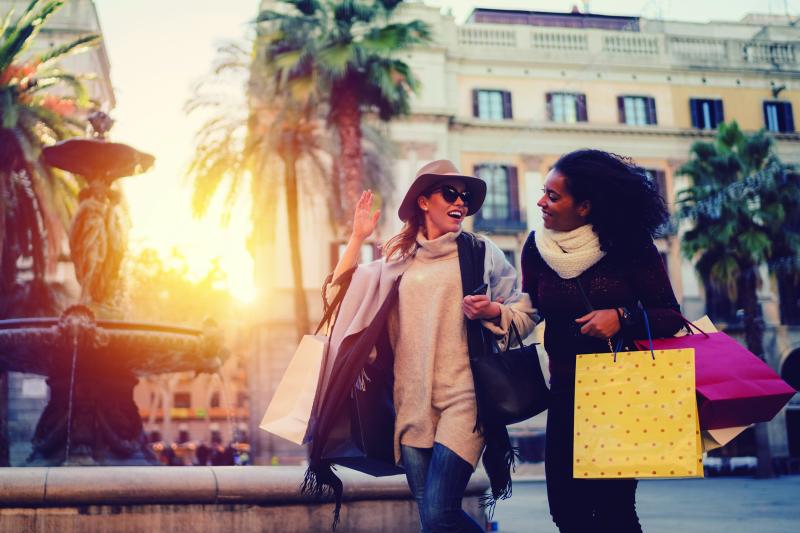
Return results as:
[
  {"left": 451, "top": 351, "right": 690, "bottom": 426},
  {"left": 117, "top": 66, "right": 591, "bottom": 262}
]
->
[{"left": 521, "top": 149, "right": 685, "bottom": 532}]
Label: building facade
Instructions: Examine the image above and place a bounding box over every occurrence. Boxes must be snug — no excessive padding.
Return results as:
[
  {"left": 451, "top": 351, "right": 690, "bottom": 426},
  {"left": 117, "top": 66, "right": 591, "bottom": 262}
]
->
[{"left": 248, "top": 3, "right": 800, "bottom": 465}]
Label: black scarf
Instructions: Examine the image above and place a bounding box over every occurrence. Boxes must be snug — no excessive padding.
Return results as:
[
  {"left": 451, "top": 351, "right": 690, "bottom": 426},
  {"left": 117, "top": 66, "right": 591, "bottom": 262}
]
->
[{"left": 456, "top": 231, "right": 517, "bottom": 516}]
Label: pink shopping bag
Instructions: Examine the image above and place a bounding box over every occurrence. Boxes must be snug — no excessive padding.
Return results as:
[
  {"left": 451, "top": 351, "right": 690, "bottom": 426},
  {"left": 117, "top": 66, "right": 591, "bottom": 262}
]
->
[{"left": 635, "top": 317, "right": 795, "bottom": 430}]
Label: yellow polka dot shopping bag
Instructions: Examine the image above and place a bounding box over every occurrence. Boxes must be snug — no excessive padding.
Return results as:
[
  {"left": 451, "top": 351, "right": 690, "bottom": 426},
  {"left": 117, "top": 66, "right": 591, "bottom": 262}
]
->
[{"left": 573, "top": 348, "right": 704, "bottom": 479}]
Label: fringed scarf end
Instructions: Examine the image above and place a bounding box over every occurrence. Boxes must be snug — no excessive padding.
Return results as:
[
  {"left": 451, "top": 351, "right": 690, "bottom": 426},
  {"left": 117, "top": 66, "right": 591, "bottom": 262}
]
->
[{"left": 300, "top": 461, "right": 344, "bottom": 530}]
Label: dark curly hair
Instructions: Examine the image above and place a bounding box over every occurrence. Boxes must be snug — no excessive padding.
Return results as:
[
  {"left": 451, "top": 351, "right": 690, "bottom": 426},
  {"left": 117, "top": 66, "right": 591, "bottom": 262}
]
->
[{"left": 552, "top": 149, "right": 669, "bottom": 255}]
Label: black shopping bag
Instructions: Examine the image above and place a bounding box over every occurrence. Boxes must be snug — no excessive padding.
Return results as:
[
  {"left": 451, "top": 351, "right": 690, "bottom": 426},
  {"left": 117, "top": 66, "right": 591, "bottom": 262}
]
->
[{"left": 321, "top": 330, "right": 402, "bottom": 477}]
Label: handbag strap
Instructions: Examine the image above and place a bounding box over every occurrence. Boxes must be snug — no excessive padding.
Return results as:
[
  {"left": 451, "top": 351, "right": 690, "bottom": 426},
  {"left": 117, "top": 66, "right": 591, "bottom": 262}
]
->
[
  {"left": 575, "top": 277, "right": 617, "bottom": 355},
  {"left": 498, "top": 320, "right": 526, "bottom": 352}
]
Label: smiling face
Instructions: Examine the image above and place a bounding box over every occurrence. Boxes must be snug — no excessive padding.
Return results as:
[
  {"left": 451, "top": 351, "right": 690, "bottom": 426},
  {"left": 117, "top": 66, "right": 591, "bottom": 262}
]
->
[
  {"left": 417, "top": 178, "right": 469, "bottom": 239},
  {"left": 537, "top": 169, "right": 590, "bottom": 231}
]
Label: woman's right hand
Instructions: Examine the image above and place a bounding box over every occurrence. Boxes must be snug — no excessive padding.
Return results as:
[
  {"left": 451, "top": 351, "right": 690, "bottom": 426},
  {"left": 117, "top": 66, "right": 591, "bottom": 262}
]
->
[{"left": 352, "top": 190, "right": 380, "bottom": 242}]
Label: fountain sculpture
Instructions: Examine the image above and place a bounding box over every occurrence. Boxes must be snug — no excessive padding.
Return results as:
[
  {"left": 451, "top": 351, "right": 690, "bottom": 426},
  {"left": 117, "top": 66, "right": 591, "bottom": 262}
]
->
[{"left": 0, "top": 112, "right": 226, "bottom": 466}]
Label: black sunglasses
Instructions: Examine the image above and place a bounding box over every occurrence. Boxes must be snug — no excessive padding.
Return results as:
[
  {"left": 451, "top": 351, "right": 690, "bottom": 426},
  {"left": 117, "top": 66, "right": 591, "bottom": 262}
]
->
[{"left": 429, "top": 184, "right": 471, "bottom": 205}]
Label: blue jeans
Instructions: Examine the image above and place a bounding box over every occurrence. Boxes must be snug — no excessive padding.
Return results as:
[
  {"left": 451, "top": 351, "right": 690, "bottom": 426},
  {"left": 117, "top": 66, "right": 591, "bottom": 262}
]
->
[{"left": 401, "top": 443, "right": 484, "bottom": 533}]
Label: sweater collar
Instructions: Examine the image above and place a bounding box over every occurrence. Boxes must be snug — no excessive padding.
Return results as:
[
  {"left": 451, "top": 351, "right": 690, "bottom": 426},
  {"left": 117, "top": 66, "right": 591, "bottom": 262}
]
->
[{"left": 415, "top": 229, "right": 461, "bottom": 260}]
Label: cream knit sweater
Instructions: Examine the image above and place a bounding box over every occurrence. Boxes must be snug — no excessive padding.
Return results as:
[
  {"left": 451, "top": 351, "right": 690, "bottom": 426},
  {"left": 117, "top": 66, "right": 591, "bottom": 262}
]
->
[{"left": 389, "top": 230, "right": 484, "bottom": 468}]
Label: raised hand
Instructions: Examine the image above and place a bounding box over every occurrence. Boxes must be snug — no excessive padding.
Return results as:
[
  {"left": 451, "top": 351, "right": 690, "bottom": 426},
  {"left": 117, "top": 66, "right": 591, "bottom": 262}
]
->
[{"left": 352, "top": 190, "right": 381, "bottom": 242}]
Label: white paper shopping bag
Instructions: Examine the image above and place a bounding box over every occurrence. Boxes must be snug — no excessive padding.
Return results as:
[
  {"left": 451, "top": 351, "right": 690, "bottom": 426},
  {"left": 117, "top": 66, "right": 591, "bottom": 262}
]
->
[
  {"left": 259, "top": 334, "right": 327, "bottom": 445},
  {"left": 702, "top": 425, "right": 751, "bottom": 452}
]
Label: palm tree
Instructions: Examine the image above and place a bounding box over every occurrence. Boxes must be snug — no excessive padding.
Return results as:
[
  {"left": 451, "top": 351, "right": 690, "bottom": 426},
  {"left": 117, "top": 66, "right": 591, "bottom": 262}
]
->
[
  {"left": 186, "top": 40, "right": 327, "bottom": 340},
  {"left": 256, "top": 0, "right": 431, "bottom": 231},
  {"left": 675, "top": 121, "right": 800, "bottom": 478},
  {"left": 0, "top": 0, "right": 99, "bottom": 306},
  {"left": 187, "top": 35, "right": 397, "bottom": 341},
  {"left": 0, "top": 0, "right": 99, "bottom": 467}
]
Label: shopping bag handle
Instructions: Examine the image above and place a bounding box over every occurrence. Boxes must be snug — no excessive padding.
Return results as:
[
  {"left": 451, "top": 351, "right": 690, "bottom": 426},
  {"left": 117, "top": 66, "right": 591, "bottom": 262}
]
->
[
  {"left": 640, "top": 303, "right": 656, "bottom": 361},
  {"left": 669, "top": 309, "right": 711, "bottom": 339},
  {"left": 316, "top": 266, "right": 356, "bottom": 335}
]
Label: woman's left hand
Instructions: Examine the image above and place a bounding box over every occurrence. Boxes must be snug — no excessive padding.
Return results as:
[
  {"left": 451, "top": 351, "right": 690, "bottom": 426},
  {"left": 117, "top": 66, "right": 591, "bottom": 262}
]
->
[
  {"left": 463, "top": 295, "right": 502, "bottom": 321},
  {"left": 575, "top": 309, "right": 621, "bottom": 338}
]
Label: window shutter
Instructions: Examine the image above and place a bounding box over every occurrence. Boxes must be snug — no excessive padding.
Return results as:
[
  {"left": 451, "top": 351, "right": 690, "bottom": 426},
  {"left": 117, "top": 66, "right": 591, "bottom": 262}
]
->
[
  {"left": 577, "top": 93, "right": 588, "bottom": 122},
  {"left": 646, "top": 97, "right": 657, "bottom": 125},
  {"left": 654, "top": 170, "right": 667, "bottom": 198},
  {"left": 782, "top": 102, "right": 795, "bottom": 133},
  {"left": 546, "top": 92, "right": 553, "bottom": 121},
  {"left": 689, "top": 99, "right": 699, "bottom": 128},
  {"left": 507, "top": 166, "right": 519, "bottom": 219},
  {"left": 473, "top": 165, "right": 485, "bottom": 222},
  {"left": 763, "top": 102, "right": 771, "bottom": 130},
  {"left": 502, "top": 91, "right": 513, "bottom": 119},
  {"left": 617, "top": 96, "right": 626, "bottom": 124},
  {"left": 472, "top": 89, "right": 480, "bottom": 118},
  {"left": 713, "top": 99, "right": 724, "bottom": 128}
]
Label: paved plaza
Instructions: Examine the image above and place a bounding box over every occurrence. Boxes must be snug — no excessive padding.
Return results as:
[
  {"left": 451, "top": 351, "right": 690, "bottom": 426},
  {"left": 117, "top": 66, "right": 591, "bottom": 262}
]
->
[{"left": 492, "top": 475, "right": 800, "bottom": 533}]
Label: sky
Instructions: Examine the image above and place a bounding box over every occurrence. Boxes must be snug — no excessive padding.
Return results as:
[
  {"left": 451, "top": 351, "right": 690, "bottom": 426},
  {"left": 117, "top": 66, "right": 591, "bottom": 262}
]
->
[{"left": 92, "top": 0, "right": 796, "bottom": 301}]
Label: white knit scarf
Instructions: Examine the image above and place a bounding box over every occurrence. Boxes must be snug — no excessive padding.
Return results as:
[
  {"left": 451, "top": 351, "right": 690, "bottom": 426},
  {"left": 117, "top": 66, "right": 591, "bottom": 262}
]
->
[{"left": 534, "top": 225, "right": 605, "bottom": 279}]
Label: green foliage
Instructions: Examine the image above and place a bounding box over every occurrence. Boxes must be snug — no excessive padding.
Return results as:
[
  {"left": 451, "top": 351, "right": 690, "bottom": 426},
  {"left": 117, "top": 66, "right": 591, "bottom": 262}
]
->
[
  {"left": 256, "top": 0, "right": 431, "bottom": 119},
  {"left": 0, "top": 0, "right": 98, "bottom": 292},
  {"left": 123, "top": 247, "right": 238, "bottom": 325},
  {"left": 675, "top": 121, "right": 800, "bottom": 301}
]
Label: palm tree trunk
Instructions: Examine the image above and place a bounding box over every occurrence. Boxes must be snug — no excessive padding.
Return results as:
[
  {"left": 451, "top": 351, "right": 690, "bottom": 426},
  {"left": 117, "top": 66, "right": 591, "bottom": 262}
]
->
[
  {"left": 331, "top": 76, "right": 364, "bottom": 232},
  {"left": 281, "top": 148, "right": 310, "bottom": 342},
  {"left": 740, "top": 266, "right": 774, "bottom": 478}
]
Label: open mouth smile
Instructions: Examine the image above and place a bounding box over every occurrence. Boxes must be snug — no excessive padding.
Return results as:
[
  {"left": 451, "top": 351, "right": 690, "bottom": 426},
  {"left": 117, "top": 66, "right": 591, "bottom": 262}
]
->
[{"left": 447, "top": 210, "right": 464, "bottom": 220}]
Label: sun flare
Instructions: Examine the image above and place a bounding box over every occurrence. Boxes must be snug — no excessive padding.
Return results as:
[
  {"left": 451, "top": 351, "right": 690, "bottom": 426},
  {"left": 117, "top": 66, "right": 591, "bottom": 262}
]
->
[{"left": 123, "top": 166, "right": 256, "bottom": 305}]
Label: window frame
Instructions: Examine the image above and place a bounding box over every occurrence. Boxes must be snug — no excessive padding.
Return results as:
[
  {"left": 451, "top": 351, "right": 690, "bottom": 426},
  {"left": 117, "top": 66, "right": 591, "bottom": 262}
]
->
[
  {"left": 689, "top": 98, "right": 724, "bottom": 130},
  {"left": 472, "top": 89, "right": 513, "bottom": 120},
  {"left": 617, "top": 95, "right": 657, "bottom": 126},
  {"left": 546, "top": 92, "right": 588, "bottom": 123},
  {"left": 763, "top": 101, "right": 795, "bottom": 133}
]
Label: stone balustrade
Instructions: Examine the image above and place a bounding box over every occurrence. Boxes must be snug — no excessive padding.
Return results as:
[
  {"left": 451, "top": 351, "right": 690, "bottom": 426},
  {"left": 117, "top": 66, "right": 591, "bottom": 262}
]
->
[
  {"left": 0, "top": 465, "right": 489, "bottom": 532},
  {"left": 454, "top": 24, "right": 800, "bottom": 71}
]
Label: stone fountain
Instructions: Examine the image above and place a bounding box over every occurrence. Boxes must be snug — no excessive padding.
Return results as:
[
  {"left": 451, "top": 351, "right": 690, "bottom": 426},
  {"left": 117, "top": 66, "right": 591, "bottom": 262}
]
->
[{"left": 0, "top": 112, "right": 226, "bottom": 466}]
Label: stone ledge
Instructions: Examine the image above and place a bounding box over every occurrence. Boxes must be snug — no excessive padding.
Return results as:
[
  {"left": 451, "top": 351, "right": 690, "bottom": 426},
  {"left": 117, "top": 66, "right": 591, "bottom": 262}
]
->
[{"left": 0, "top": 466, "right": 490, "bottom": 506}]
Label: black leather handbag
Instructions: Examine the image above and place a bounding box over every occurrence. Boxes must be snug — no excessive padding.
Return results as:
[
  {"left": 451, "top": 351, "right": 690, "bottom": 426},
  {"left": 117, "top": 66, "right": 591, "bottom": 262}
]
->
[{"left": 472, "top": 321, "right": 550, "bottom": 425}]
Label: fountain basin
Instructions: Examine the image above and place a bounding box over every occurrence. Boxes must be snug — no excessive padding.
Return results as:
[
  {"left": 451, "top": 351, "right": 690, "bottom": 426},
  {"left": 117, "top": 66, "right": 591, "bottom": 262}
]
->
[
  {"left": 0, "top": 306, "right": 226, "bottom": 466},
  {"left": 0, "top": 316, "right": 224, "bottom": 376}
]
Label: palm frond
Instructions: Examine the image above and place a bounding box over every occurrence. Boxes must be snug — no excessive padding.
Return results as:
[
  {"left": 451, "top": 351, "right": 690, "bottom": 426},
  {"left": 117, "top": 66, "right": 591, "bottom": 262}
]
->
[
  {"left": 30, "top": 70, "right": 91, "bottom": 105},
  {"left": 317, "top": 41, "right": 354, "bottom": 76},
  {"left": 37, "top": 33, "right": 100, "bottom": 68},
  {"left": 0, "top": 1, "right": 62, "bottom": 71}
]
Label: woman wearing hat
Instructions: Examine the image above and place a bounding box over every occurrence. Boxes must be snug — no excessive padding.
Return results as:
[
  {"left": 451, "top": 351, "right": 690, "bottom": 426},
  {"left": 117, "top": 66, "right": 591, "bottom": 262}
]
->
[{"left": 304, "top": 160, "right": 536, "bottom": 531}]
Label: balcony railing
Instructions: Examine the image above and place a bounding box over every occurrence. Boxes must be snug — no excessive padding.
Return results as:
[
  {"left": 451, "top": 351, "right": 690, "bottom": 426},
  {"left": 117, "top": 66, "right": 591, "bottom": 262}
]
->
[{"left": 454, "top": 24, "right": 800, "bottom": 71}]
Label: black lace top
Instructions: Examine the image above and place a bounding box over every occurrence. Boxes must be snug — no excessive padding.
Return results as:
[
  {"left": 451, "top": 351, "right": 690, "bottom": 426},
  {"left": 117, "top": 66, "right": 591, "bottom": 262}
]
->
[{"left": 521, "top": 231, "right": 684, "bottom": 376}]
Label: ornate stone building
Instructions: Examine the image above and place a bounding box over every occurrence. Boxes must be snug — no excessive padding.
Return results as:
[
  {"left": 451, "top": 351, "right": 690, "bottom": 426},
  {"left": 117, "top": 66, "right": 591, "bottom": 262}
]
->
[{"left": 248, "top": 3, "right": 800, "bottom": 466}]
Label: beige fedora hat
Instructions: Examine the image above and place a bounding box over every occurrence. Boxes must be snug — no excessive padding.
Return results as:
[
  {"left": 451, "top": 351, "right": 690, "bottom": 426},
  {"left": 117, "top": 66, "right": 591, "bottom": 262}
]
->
[{"left": 397, "top": 159, "right": 487, "bottom": 222}]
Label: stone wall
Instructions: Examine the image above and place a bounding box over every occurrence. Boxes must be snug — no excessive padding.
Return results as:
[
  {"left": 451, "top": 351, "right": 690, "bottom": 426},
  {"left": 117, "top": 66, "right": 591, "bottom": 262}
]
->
[{"left": 0, "top": 466, "right": 489, "bottom": 533}]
